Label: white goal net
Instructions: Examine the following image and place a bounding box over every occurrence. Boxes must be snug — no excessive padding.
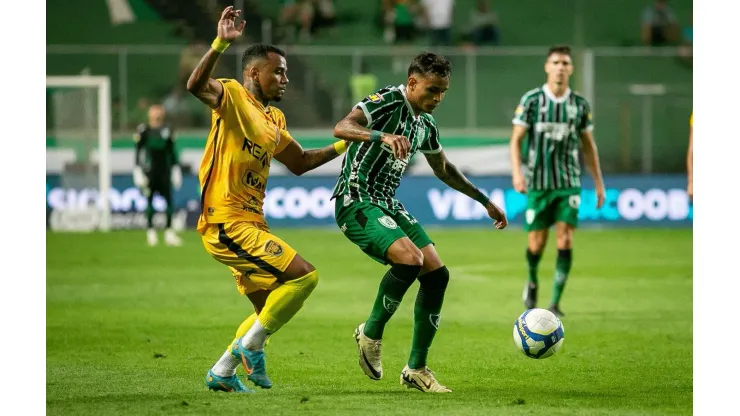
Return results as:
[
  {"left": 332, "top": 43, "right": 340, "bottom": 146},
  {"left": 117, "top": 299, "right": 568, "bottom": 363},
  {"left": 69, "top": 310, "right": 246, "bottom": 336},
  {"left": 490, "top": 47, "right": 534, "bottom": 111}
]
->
[{"left": 46, "top": 76, "right": 112, "bottom": 231}]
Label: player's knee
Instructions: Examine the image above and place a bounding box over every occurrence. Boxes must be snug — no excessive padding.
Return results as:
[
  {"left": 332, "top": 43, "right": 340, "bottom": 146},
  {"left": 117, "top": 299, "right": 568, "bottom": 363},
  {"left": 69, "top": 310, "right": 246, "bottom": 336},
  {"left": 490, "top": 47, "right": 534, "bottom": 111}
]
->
[
  {"left": 302, "top": 269, "right": 319, "bottom": 292},
  {"left": 282, "top": 256, "right": 316, "bottom": 282},
  {"left": 296, "top": 261, "right": 316, "bottom": 279},
  {"left": 398, "top": 248, "right": 424, "bottom": 267},
  {"left": 411, "top": 248, "right": 424, "bottom": 267},
  {"left": 557, "top": 236, "right": 573, "bottom": 249},
  {"left": 387, "top": 239, "right": 424, "bottom": 266},
  {"left": 528, "top": 233, "right": 547, "bottom": 253},
  {"left": 296, "top": 259, "right": 319, "bottom": 289},
  {"left": 528, "top": 240, "right": 546, "bottom": 254},
  {"left": 556, "top": 231, "right": 574, "bottom": 249}
]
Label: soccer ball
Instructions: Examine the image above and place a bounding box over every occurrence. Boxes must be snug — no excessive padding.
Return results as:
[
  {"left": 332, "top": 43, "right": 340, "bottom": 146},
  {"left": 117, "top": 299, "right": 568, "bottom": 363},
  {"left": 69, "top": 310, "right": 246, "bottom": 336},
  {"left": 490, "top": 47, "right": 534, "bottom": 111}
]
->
[{"left": 513, "top": 308, "right": 565, "bottom": 359}]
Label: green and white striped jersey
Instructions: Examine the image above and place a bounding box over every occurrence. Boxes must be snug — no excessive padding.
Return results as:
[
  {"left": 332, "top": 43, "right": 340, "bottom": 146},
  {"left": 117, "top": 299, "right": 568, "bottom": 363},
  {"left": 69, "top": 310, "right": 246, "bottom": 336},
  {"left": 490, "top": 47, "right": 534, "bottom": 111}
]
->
[
  {"left": 332, "top": 84, "right": 442, "bottom": 211},
  {"left": 512, "top": 84, "right": 593, "bottom": 191}
]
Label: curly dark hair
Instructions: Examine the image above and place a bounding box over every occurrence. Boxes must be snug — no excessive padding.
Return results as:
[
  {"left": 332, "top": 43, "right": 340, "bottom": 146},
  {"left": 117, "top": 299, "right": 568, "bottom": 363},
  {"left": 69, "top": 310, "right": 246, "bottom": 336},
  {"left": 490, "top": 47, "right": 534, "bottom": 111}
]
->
[{"left": 408, "top": 52, "right": 452, "bottom": 78}]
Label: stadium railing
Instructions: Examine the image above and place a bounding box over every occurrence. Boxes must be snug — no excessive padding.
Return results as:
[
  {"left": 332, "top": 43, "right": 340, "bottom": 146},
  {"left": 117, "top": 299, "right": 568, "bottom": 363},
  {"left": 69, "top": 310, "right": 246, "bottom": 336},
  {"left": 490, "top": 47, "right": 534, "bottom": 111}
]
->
[{"left": 47, "top": 45, "right": 692, "bottom": 174}]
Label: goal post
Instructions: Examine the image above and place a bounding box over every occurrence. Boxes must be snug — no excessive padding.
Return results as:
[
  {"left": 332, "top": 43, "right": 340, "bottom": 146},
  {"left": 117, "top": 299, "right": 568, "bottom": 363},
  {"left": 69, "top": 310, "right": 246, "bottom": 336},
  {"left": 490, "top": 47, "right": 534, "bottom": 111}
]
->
[{"left": 46, "top": 75, "right": 112, "bottom": 231}]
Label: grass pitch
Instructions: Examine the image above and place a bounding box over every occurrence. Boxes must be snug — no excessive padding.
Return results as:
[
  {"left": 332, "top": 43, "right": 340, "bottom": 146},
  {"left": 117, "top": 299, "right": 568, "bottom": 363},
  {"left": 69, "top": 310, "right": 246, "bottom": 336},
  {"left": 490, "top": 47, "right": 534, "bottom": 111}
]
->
[{"left": 47, "top": 228, "right": 692, "bottom": 415}]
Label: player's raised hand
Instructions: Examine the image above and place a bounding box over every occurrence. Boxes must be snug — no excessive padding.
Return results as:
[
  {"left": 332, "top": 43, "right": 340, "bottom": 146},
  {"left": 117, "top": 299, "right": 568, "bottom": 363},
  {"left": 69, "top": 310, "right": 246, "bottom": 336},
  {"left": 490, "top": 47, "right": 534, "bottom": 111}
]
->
[
  {"left": 512, "top": 172, "right": 527, "bottom": 194},
  {"left": 381, "top": 133, "right": 411, "bottom": 160},
  {"left": 486, "top": 201, "right": 508, "bottom": 229},
  {"left": 595, "top": 185, "right": 605, "bottom": 209},
  {"left": 217, "top": 6, "right": 246, "bottom": 43}
]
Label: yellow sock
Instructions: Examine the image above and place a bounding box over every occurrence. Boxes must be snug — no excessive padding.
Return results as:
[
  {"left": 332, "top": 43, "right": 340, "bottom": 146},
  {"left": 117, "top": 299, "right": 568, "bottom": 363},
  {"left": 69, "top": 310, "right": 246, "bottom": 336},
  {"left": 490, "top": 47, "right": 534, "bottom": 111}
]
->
[{"left": 258, "top": 270, "right": 319, "bottom": 333}]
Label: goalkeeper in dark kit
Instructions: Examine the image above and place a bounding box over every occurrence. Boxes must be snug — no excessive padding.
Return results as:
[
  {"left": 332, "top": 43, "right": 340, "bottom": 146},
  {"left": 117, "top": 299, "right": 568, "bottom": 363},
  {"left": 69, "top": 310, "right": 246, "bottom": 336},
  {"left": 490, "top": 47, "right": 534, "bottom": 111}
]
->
[{"left": 133, "top": 104, "right": 183, "bottom": 246}]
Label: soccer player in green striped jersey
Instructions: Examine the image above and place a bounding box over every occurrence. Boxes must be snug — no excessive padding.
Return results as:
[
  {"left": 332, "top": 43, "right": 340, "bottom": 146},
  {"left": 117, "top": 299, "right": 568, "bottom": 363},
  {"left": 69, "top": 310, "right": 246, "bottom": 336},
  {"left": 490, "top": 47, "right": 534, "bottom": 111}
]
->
[
  {"left": 510, "top": 45, "right": 606, "bottom": 318},
  {"left": 332, "top": 52, "right": 508, "bottom": 393}
]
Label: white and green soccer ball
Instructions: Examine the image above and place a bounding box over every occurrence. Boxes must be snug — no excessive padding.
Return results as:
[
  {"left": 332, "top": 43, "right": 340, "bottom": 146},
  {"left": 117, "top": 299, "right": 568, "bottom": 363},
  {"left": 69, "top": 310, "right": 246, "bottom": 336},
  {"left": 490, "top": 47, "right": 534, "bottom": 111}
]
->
[{"left": 513, "top": 308, "right": 565, "bottom": 359}]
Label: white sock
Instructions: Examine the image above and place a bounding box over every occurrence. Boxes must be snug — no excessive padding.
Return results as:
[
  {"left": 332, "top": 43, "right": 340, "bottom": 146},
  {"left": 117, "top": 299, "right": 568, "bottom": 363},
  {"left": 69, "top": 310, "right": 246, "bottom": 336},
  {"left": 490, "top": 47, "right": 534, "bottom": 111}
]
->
[
  {"left": 240, "top": 318, "right": 270, "bottom": 351},
  {"left": 211, "top": 349, "right": 240, "bottom": 377}
]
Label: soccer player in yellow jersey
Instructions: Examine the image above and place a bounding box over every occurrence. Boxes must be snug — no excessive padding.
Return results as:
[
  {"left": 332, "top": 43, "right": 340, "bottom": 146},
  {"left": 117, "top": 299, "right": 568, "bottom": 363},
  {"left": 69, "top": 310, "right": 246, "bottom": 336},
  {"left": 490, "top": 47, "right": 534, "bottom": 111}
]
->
[
  {"left": 186, "top": 6, "right": 349, "bottom": 393},
  {"left": 687, "top": 112, "right": 693, "bottom": 200}
]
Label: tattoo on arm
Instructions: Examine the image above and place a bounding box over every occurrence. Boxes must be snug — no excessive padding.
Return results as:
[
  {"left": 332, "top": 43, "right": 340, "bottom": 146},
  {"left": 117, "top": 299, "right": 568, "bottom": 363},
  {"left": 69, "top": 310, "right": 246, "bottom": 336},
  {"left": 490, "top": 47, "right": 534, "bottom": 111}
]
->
[
  {"left": 301, "top": 144, "right": 341, "bottom": 172},
  {"left": 425, "top": 152, "right": 489, "bottom": 205},
  {"left": 333, "top": 108, "right": 373, "bottom": 142},
  {"left": 275, "top": 139, "right": 344, "bottom": 176}
]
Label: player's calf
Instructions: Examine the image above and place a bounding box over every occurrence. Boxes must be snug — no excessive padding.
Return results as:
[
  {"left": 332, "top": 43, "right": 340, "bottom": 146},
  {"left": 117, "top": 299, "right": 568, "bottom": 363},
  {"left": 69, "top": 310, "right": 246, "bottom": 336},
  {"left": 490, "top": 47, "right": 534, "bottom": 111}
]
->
[
  {"left": 409, "top": 265, "right": 449, "bottom": 370},
  {"left": 551, "top": 223, "right": 574, "bottom": 313},
  {"left": 525, "top": 231, "right": 547, "bottom": 309},
  {"left": 244, "top": 269, "right": 319, "bottom": 351},
  {"left": 356, "top": 262, "right": 421, "bottom": 379}
]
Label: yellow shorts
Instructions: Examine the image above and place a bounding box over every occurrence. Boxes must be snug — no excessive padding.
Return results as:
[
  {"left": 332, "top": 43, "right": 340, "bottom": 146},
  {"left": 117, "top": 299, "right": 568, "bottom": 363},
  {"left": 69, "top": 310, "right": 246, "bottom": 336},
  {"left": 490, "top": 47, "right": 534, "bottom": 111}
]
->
[{"left": 201, "top": 221, "right": 298, "bottom": 295}]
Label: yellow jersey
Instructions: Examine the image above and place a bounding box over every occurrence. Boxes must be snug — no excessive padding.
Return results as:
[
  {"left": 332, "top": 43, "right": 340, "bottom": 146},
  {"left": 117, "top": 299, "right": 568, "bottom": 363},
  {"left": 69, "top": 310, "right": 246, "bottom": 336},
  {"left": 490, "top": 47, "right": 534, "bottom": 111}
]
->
[{"left": 196, "top": 79, "right": 293, "bottom": 233}]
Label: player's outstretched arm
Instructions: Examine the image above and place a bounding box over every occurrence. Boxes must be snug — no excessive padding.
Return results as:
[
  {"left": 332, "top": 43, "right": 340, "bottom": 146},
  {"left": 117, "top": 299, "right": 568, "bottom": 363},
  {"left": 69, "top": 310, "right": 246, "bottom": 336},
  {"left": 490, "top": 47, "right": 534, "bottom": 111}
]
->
[
  {"left": 580, "top": 130, "right": 606, "bottom": 208},
  {"left": 186, "top": 6, "right": 245, "bottom": 108},
  {"left": 333, "top": 108, "right": 372, "bottom": 141},
  {"left": 274, "top": 138, "right": 348, "bottom": 176},
  {"left": 334, "top": 108, "right": 410, "bottom": 159},
  {"left": 425, "top": 150, "right": 508, "bottom": 229},
  {"left": 509, "top": 125, "right": 528, "bottom": 193}
]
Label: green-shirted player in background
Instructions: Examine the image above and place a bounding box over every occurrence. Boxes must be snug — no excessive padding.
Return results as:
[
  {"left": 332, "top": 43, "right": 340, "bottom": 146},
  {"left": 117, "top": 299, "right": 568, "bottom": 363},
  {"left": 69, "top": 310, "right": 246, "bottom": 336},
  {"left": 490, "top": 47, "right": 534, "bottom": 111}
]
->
[
  {"left": 332, "top": 52, "right": 508, "bottom": 393},
  {"left": 509, "top": 45, "right": 606, "bottom": 318},
  {"left": 133, "top": 104, "right": 183, "bottom": 247}
]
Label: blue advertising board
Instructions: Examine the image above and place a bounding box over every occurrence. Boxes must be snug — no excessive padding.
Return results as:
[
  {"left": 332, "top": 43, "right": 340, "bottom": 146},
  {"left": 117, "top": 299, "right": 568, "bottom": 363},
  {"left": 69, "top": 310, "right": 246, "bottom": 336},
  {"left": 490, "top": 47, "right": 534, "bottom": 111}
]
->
[{"left": 46, "top": 174, "right": 693, "bottom": 230}]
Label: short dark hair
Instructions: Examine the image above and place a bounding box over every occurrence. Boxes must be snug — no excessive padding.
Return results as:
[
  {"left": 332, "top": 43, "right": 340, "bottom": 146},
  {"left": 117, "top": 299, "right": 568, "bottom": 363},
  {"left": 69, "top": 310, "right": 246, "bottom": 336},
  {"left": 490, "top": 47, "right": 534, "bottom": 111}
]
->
[
  {"left": 242, "top": 44, "right": 286, "bottom": 69},
  {"left": 547, "top": 45, "right": 572, "bottom": 59},
  {"left": 408, "top": 52, "right": 451, "bottom": 79}
]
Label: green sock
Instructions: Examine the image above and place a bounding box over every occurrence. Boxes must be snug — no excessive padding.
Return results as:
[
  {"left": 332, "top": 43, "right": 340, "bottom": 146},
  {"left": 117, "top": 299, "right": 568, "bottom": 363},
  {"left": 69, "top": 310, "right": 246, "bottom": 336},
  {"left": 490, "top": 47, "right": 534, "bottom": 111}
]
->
[
  {"left": 165, "top": 204, "right": 173, "bottom": 228},
  {"left": 409, "top": 266, "right": 449, "bottom": 369},
  {"left": 551, "top": 249, "right": 573, "bottom": 305},
  {"left": 164, "top": 191, "right": 174, "bottom": 228},
  {"left": 363, "top": 264, "right": 421, "bottom": 340},
  {"left": 145, "top": 197, "right": 155, "bottom": 229},
  {"left": 526, "top": 249, "right": 542, "bottom": 284}
]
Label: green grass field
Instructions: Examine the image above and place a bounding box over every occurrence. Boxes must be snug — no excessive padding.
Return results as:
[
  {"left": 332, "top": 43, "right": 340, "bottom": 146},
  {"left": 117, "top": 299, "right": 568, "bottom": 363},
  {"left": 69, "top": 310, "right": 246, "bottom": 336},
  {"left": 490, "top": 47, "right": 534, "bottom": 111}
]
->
[{"left": 47, "top": 228, "right": 693, "bottom": 415}]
